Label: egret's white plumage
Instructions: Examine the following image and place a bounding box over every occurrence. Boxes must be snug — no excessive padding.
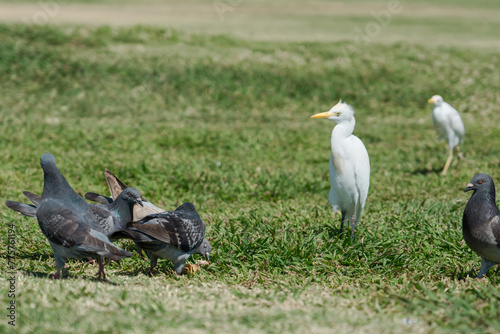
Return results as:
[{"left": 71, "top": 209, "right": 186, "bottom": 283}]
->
[
  {"left": 311, "top": 100, "right": 370, "bottom": 238},
  {"left": 428, "top": 95, "right": 465, "bottom": 175}
]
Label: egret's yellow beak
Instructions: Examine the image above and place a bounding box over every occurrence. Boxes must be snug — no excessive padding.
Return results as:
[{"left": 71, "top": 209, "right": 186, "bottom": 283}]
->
[
  {"left": 311, "top": 111, "right": 334, "bottom": 119},
  {"left": 427, "top": 98, "right": 435, "bottom": 103}
]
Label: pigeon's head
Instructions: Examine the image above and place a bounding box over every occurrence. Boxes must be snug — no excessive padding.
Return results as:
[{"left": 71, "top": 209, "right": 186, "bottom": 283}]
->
[
  {"left": 120, "top": 187, "right": 144, "bottom": 207},
  {"left": 311, "top": 99, "right": 355, "bottom": 123},
  {"left": 196, "top": 238, "right": 212, "bottom": 261},
  {"left": 40, "top": 153, "right": 56, "bottom": 169},
  {"left": 428, "top": 95, "right": 444, "bottom": 106},
  {"left": 465, "top": 173, "right": 494, "bottom": 193}
]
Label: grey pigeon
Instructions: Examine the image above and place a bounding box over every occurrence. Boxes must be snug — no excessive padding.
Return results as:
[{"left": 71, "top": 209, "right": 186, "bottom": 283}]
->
[
  {"left": 35, "top": 153, "right": 132, "bottom": 279},
  {"left": 117, "top": 202, "right": 211, "bottom": 275},
  {"left": 463, "top": 173, "right": 500, "bottom": 277},
  {"left": 7, "top": 188, "right": 144, "bottom": 241}
]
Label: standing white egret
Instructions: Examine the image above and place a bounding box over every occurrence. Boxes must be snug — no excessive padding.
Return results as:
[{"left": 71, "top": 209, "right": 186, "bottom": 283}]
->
[
  {"left": 311, "top": 100, "right": 370, "bottom": 238},
  {"left": 428, "top": 95, "right": 465, "bottom": 175}
]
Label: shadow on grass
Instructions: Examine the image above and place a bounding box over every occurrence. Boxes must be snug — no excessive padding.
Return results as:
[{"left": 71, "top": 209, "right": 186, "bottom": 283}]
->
[
  {"left": 22, "top": 271, "right": 52, "bottom": 279},
  {"left": 114, "top": 265, "right": 180, "bottom": 278},
  {"left": 15, "top": 253, "right": 51, "bottom": 260},
  {"left": 314, "top": 222, "right": 356, "bottom": 242},
  {"left": 22, "top": 270, "right": 121, "bottom": 284},
  {"left": 455, "top": 267, "right": 500, "bottom": 281},
  {"left": 411, "top": 166, "right": 443, "bottom": 175},
  {"left": 114, "top": 268, "right": 149, "bottom": 277}
]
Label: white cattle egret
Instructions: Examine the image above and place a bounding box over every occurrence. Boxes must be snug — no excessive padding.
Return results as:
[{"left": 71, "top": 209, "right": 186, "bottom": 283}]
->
[
  {"left": 428, "top": 95, "right": 465, "bottom": 175},
  {"left": 311, "top": 100, "right": 370, "bottom": 238}
]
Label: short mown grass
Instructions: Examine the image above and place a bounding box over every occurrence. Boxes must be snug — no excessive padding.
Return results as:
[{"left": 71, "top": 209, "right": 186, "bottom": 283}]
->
[{"left": 1, "top": 18, "right": 500, "bottom": 333}]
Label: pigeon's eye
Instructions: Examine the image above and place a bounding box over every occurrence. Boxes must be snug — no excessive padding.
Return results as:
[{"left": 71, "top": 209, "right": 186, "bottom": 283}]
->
[
  {"left": 128, "top": 193, "right": 133, "bottom": 197},
  {"left": 478, "top": 180, "right": 483, "bottom": 184}
]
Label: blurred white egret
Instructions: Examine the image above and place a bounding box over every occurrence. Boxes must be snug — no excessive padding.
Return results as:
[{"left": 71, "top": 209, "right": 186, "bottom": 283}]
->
[
  {"left": 311, "top": 100, "right": 370, "bottom": 238},
  {"left": 428, "top": 95, "right": 465, "bottom": 175}
]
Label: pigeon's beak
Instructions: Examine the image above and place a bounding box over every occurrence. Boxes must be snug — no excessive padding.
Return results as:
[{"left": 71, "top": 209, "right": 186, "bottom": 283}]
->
[
  {"left": 464, "top": 183, "right": 474, "bottom": 192},
  {"left": 136, "top": 198, "right": 144, "bottom": 207},
  {"left": 311, "top": 111, "right": 334, "bottom": 119},
  {"left": 204, "top": 252, "right": 210, "bottom": 262}
]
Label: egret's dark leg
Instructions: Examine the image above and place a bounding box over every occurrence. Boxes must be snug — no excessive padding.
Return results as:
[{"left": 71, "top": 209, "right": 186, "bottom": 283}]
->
[{"left": 339, "top": 210, "right": 347, "bottom": 234}]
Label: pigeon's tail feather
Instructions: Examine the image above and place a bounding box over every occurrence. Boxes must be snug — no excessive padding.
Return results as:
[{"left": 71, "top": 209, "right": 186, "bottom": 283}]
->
[
  {"left": 105, "top": 169, "right": 129, "bottom": 200},
  {"left": 80, "top": 229, "right": 133, "bottom": 260},
  {"left": 85, "top": 192, "right": 113, "bottom": 205},
  {"left": 5, "top": 201, "right": 37, "bottom": 217},
  {"left": 23, "top": 191, "right": 42, "bottom": 206},
  {"left": 113, "top": 228, "right": 155, "bottom": 243},
  {"left": 97, "top": 248, "right": 133, "bottom": 261}
]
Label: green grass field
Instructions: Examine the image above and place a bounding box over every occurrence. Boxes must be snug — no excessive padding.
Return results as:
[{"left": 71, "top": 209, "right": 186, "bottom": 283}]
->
[{"left": 1, "top": 1, "right": 500, "bottom": 333}]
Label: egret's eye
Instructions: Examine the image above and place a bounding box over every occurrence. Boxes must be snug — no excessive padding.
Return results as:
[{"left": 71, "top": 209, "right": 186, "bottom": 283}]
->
[
  {"left": 334, "top": 112, "right": 341, "bottom": 116},
  {"left": 478, "top": 180, "right": 483, "bottom": 184}
]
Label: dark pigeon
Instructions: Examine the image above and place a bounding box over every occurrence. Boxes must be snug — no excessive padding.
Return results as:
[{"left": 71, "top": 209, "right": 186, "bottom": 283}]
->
[
  {"left": 35, "top": 153, "right": 133, "bottom": 279},
  {"left": 463, "top": 173, "right": 500, "bottom": 277},
  {"left": 117, "top": 202, "right": 211, "bottom": 275}
]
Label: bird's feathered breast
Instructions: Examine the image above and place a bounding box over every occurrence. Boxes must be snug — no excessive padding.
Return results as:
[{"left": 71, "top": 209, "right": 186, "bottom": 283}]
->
[
  {"left": 330, "top": 134, "right": 368, "bottom": 177},
  {"left": 463, "top": 190, "right": 500, "bottom": 245}
]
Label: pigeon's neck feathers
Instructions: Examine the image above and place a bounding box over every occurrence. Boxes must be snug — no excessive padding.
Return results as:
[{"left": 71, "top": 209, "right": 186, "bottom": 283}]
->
[
  {"left": 464, "top": 186, "right": 500, "bottom": 224},
  {"left": 40, "top": 155, "right": 83, "bottom": 202},
  {"left": 108, "top": 197, "right": 134, "bottom": 226}
]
